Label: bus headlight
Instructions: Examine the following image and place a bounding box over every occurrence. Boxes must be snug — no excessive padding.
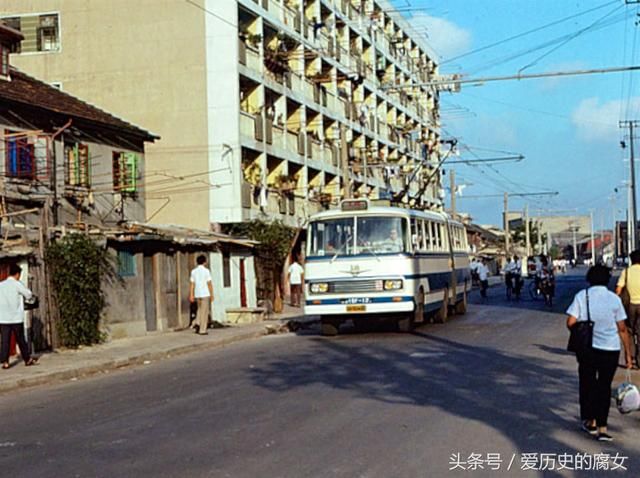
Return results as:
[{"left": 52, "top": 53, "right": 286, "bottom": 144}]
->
[
  {"left": 310, "top": 283, "right": 329, "bottom": 294},
  {"left": 384, "top": 280, "right": 403, "bottom": 290}
]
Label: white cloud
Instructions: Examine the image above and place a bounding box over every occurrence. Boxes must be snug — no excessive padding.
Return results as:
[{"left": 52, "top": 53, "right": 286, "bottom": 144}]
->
[
  {"left": 537, "top": 61, "right": 587, "bottom": 92},
  {"left": 407, "top": 13, "right": 472, "bottom": 60},
  {"left": 571, "top": 97, "right": 638, "bottom": 141}
]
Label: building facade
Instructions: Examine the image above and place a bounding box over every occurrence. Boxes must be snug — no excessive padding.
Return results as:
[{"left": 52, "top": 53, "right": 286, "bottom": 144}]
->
[
  {"left": 1, "top": 0, "right": 445, "bottom": 231},
  {"left": 0, "top": 24, "right": 257, "bottom": 347}
]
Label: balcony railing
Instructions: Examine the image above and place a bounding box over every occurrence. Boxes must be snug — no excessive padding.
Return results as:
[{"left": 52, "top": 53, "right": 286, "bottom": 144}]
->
[{"left": 240, "top": 112, "right": 255, "bottom": 139}]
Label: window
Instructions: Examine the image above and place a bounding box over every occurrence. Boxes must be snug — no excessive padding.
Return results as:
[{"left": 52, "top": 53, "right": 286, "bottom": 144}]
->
[
  {"left": 117, "top": 251, "right": 136, "bottom": 277},
  {"left": 5, "top": 130, "right": 34, "bottom": 179},
  {"left": 113, "top": 152, "right": 139, "bottom": 194},
  {"left": 0, "top": 44, "right": 9, "bottom": 77},
  {"left": 222, "top": 251, "right": 231, "bottom": 288},
  {"left": 64, "top": 142, "right": 90, "bottom": 187},
  {"left": 1, "top": 14, "right": 60, "bottom": 54},
  {"left": 37, "top": 15, "right": 59, "bottom": 51},
  {"left": 4, "top": 131, "right": 49, "bottom": 180},
  {"left": 424, "top": 221, "right": 432, "bottom": 251}
]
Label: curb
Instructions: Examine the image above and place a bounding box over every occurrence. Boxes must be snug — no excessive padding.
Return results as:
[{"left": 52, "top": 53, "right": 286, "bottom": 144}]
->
[{"left": 0, "top": 326, "right": 270, "bottom": 394}]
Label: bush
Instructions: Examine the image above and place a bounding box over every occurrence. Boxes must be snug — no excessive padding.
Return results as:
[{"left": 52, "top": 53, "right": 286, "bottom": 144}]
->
[{"left": 45, "top": 234, "right": 115, "bottom": 347}]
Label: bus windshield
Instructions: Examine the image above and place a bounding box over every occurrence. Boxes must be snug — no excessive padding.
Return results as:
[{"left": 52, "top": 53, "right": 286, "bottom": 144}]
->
[{"left": 308, "top": 216, "right": 407, "bottom": 257}]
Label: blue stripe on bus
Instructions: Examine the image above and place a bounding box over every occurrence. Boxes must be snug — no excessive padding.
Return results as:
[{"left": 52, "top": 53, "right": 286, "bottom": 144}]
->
[
  {"left": 305, "top": 296, "right": 413, "bottom": 305},
  {"left": 305, "top": 268, "right": 471, "bottom": 287}
]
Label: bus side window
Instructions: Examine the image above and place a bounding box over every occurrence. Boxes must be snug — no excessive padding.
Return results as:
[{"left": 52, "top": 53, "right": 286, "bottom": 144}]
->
[
  {"left": 424, "top": 221, "right": 432, "bottom": 251},
  {"left": 418, "top": 220, "right": 426, "bottom": 252},
  {"left": 435, "top": 223, "right": 442, "bottom": 250}
]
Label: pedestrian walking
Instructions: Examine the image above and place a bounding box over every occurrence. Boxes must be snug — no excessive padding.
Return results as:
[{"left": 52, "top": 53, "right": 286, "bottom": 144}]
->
[
  {"left": 0, "top": 264, "right": 38, "bottom": 369},
  {"left": 288, "top": 256, "right": 304, "bottom": 307},
  {"left": 616, "top": 249, "right": 640, "bottom": 368},
  {"left": 470, "top": 258, "right": 480, "bottom": 286},
  {"left": 189, "top": 255, "right": 214, "bottom": 335},
  {"left": 478, "top": 259, "right": 489, "bottom": 298},
  {"left": 566, "top": 265, "right": 633, "bottom": 442}
]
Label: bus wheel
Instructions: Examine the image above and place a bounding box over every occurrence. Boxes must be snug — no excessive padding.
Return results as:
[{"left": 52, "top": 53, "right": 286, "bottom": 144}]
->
[
  {"left": 414, "top": 288, "right": 425, "bottom": 324},
  {"left": 398, "top": 314, "right": 414, "bottom": 332},
  {"left": 321, "top": 320, "right": 339, "bottom": 336},
  {"left": 434, "top": 288, "right": 449, "bottom": 324},
  {"left": 455, "top": 282, "right": 468, "bottom": 315}
]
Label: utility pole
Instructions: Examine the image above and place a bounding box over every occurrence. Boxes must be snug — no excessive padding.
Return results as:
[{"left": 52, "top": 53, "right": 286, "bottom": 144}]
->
[
  {"left": 450, "top": 169, "right": 456, "bottom": 217},
  {"left": 572, "top": 224, "right": 578, "bottom": 262},
  {"left": 340, "top": 123, "right": 350, "bottom": 200},
  {"left": 620, "top": 120, "right": 638, "bottom": 252},
  {"left": 504, "top": 192, "right": 509, "bottom": 257},
  {"left": 537, "top": 221, "right": 542, "bottom": 254},
  {"left": 525, "top": 204, "right": 530, "bottom": 257},
  {"left": 590, "top": 209, "right": 596, "bottom": 265},
  {"left": 611, "top": 195, "right": 617, "bottom": 260}
]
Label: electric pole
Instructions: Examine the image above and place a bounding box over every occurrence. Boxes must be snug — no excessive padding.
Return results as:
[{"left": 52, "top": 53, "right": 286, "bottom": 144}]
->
[
  {"left": 620, "top": 120, "right": 638, "bottom": 252},
  {"left": 590, "top": 209, "right": 596, "bottom": 265},
  {"left": 450, "top": 169, "right": 456, "bottom": 217},
  {"left": 525, "top": 204, "right": 530, "bottom": 257},
  {"left": 504, "top": 192, "right": 509, "bottom": 257}
]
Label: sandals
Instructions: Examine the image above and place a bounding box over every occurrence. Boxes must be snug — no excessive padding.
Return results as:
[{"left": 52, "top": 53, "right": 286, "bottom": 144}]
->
[
  {"left": 24, "top": 358, "right": 38, "bottom": 366},
  {"left": 1, "top": 363, "right": 9, "bottom": 370}
]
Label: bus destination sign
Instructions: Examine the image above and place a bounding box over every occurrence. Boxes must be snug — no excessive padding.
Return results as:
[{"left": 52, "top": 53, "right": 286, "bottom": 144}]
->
[{"left": 341, "top": 199, "right": 369, "bottom": 211}]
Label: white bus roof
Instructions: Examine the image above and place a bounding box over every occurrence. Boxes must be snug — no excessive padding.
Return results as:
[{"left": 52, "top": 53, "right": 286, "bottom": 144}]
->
[{"left": 309, "top": 206, "right": 463, "bottom": 226}]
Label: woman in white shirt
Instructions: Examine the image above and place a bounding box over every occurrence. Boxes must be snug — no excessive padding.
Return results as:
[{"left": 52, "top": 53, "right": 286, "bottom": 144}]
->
[{"left": 566, "top": 265, "right": 633, "bottom": 442}]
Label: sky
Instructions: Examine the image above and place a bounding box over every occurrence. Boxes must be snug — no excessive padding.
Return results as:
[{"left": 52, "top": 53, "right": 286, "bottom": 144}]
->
[{"left": 393, "top": 0, "right": 638, "bottom": 229}]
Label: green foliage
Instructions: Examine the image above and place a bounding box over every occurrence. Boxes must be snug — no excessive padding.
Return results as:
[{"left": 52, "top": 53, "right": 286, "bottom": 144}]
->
[
  {"left": 227, "top": 220, "right": 297, "bottom": 301},
  {"left": 228, "top": 219, "right": 297, "bottom": 268},
  {"left": 511, "top": 221, "right": 546, "bottom": 249},
  {"left": 45, "top": 234, "right": 115, "bottom": 347}
]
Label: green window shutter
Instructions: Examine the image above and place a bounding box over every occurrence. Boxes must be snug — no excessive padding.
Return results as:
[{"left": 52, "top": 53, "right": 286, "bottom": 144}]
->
[{"left": 123, "top": 153, "right": 138, "bottom": 193}]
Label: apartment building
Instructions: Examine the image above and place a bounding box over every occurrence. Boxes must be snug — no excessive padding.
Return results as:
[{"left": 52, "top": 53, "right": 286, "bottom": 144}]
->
[{"left": 2, "top": 0, "right": 445, "bottom": 230}]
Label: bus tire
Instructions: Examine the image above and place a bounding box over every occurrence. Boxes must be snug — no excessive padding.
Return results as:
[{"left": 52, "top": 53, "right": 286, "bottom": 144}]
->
[
  {"left": 434, "top": 288, "right": 449, "bottom": 324},
  {"left": 321, "top": 320, "right": 339, "bottom": 336},
  {"left": 398, "top": 314, "right": 414, "bottom": 333},
  {"left": 414, "top": 288, "right": 425, "bottom": 324},
  {"left": 455, "top": 282, "right": 468, "bottom": 315}
]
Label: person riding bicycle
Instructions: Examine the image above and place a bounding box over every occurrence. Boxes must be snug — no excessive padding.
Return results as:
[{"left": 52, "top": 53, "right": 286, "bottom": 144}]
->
[
  {"left": 505, "top": 256, "right": 521, "bottom": 297},
  {"left": 537, "top": 255, "right": 555, "bottom": 297}
]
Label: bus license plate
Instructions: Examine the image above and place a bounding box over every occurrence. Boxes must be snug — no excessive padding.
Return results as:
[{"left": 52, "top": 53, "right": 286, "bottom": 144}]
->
[{"left": 346, "top": 305, "right": 366, "bottom": 312}]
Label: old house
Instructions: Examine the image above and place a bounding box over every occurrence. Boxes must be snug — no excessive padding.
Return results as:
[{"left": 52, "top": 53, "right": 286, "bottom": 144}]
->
[{"left": 0, "top": 23, "right": 258, "bottom": 349}]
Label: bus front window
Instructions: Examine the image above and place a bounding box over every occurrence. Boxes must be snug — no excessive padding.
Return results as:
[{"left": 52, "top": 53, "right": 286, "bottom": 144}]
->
[
  {"left": 308, "top": 218, "right": 355, "bottom": 257},
  {"left": 356, "top": 216, "right": 407, "bottom": 253}
]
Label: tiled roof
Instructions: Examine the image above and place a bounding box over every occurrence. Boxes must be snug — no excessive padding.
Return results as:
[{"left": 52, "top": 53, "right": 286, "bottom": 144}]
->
[{"left": 0, "top": 67, "right": 158, "bottom": 141}]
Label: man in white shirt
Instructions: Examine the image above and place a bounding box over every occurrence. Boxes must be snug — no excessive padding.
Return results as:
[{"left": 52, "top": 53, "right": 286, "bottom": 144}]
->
[
  {"left": 478, "top": 259, "right": 490, "bottom": 298},
  {"left": 0, "top": 264, "right": 37, "bottom": 368},
  {"left": 288, "top": 257, "right": 304, "bottom": 307},
  {"left": 189, "top": 255, "right": 214, "bottom": 335}
]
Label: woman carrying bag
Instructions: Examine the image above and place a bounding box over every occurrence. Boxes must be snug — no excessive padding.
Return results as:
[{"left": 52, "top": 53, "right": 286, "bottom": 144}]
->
[{"left": 566, "top": 265, "right": 633, "bottom": 442}]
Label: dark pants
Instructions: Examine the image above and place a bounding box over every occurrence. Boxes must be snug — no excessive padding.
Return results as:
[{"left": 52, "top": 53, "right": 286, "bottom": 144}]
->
[
  {"left": 480, "top": 280, "right": 488, "bottom": 298},
  {"left": 0, "top": 323, "right": 31, "bottom": 364},
  {"left": 577, "top": 348, "right": 619, "bottom": 427},
  {"left": 291, "top": 284, "right": 302, "bottom": 307},
  {"left": 628, "top": 304, "right": 640, "bottom": 365}
]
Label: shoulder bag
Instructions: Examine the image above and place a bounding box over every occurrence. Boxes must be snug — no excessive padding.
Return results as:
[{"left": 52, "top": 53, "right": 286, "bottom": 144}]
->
[
  {"left": 567, "top": 288, "right": 594, "bottom": 354},
  {"left": 620, "top": 268, "right": 631, "bottom": 312}
]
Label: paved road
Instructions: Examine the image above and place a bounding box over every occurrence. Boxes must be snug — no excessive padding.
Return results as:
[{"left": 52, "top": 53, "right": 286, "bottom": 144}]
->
[{"left": 1, "top": 267, "right": 638, "bottom": 477}]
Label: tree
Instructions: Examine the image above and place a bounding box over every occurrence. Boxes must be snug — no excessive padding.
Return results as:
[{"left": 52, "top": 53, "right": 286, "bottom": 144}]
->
[
  {"left": 45, "top": 234, "right": 116, "bottom": 347},
  {"left": 510, "top": 221, "right": 547, "bottom": 252}
]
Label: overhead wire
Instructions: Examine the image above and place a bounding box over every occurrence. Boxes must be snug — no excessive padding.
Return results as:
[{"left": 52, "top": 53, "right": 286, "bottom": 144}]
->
[{"left": 440, "top": 0, "right": 619, "bottom": 66}]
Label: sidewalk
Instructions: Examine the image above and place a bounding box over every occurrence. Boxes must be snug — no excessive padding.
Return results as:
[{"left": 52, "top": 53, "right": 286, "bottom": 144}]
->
[{"left": 0, "top": 306, "right": 311, "bottom": 394}]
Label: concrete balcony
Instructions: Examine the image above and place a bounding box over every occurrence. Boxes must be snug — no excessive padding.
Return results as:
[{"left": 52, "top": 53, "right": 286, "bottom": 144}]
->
[
  {"left": 240, "top": 112, "right": 255, "bottom": 139},
  {"left": 245, "top": 46, "right": 261, "bottom": 72}
]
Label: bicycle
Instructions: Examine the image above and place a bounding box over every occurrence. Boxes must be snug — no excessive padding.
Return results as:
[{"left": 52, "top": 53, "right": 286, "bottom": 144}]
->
[{"left": 528, "top": 277, "right": 553, "bottom": 306}]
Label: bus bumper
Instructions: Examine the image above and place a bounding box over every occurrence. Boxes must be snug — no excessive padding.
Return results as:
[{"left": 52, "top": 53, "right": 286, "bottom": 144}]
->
[{"left": 304, "top": 296, "right": 414, "bottom": 316}]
